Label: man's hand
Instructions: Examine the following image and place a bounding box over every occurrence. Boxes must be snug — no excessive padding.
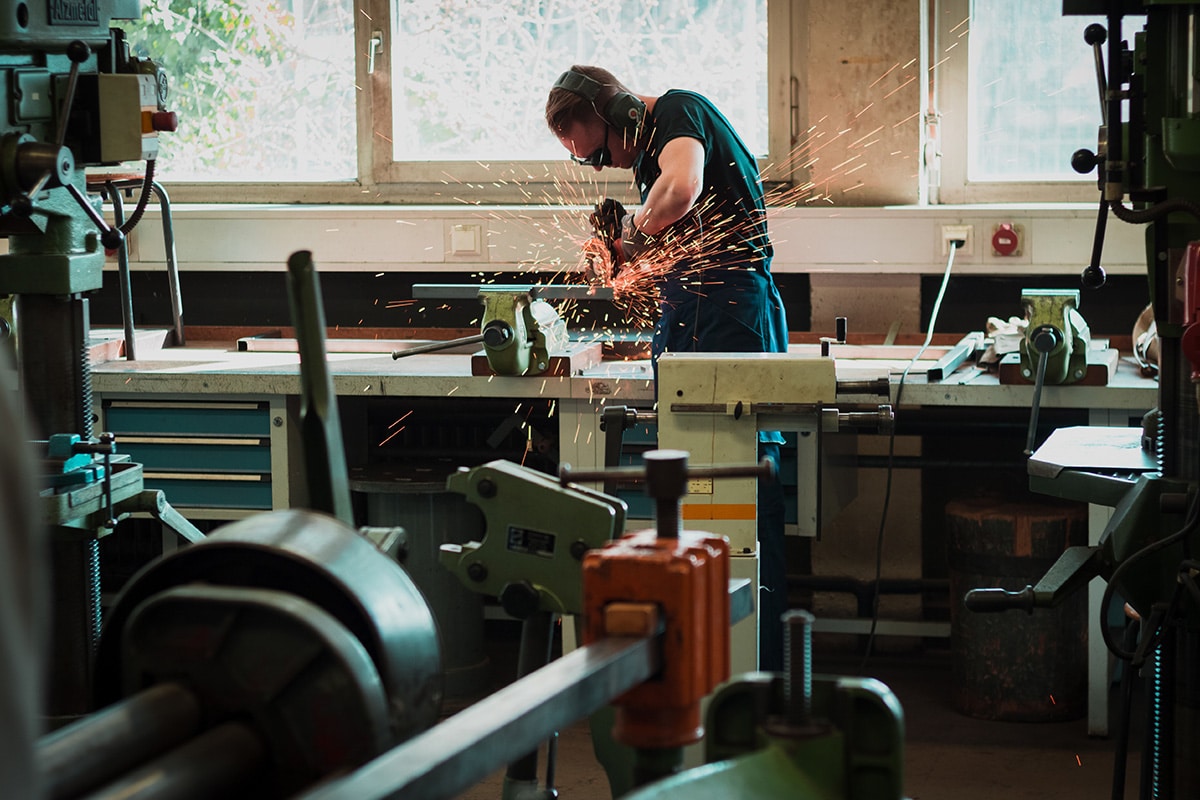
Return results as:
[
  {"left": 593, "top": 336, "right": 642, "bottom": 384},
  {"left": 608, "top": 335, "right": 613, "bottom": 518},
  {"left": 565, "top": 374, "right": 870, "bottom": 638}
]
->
[
  {"left": 620, "top": 213, "right": 653, "bottom": 263},
  {"left": 590, "top": 198, "right": 626, "bottom": 244}
]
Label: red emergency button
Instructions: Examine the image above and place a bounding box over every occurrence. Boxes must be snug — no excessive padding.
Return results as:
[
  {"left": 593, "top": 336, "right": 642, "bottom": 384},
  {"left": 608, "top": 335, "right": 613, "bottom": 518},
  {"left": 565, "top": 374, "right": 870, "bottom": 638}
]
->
[{"left": 992, "top": 223, "right": 1020, "bottom": 256}]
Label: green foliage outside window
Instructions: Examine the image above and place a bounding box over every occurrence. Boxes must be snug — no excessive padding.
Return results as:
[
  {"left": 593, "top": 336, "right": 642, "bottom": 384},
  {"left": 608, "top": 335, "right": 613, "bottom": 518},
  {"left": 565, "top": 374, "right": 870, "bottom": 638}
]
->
[{"left": 122, "top": 0, "right": 356, "bottom": 182}]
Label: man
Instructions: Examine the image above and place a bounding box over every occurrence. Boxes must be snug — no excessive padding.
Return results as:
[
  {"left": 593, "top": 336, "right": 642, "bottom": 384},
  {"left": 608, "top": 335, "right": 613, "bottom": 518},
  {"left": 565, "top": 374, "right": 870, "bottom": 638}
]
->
[{"left": 546, "top": 65, "right": 790, "bottom": 671}]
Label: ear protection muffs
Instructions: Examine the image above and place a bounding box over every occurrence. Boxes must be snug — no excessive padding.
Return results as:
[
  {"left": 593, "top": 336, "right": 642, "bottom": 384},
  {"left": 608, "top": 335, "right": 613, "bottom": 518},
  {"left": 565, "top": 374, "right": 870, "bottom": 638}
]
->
[{"left": 553, "top": 70, "right": 646, "bottom": 133}]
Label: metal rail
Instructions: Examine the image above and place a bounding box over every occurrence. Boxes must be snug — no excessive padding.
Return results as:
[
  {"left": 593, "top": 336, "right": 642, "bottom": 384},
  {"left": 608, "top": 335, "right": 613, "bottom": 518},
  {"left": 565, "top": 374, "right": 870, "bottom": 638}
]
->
[{"left": 295, "top": 634, "right": 659, "bottom": 800}]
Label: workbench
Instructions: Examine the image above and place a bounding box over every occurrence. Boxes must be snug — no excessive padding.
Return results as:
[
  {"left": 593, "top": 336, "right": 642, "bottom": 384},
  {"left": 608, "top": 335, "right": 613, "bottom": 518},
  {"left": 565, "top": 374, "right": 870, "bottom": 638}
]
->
[{"left": 90, "top": 332, "right": 1158, "bottom": 736}]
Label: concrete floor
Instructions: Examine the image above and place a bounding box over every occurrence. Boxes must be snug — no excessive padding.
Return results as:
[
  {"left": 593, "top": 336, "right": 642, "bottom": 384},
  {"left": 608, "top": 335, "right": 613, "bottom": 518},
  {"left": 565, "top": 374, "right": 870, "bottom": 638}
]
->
[{"left": 449, "top": 622, "right": 1143, "bottom": 800}]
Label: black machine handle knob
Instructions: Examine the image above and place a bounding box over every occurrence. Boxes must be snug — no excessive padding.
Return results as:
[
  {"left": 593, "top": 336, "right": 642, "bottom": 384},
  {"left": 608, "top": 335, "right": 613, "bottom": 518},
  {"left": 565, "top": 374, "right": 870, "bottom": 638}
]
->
[{"left": 964, "top": 586, "right": 1036, "bottom": 614}]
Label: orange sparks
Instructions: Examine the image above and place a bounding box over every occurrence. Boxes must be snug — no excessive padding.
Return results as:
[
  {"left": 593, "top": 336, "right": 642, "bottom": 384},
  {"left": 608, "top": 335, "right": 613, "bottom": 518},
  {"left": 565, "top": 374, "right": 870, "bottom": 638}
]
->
[{"left": 378, "top": 425, "right": 406, "bottom": 447}]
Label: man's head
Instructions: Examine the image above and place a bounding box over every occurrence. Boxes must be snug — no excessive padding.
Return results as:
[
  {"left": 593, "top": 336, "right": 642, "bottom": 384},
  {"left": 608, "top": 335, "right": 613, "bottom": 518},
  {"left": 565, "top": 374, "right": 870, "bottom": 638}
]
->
[{"left": 546, "top": 65, "right": 645, "bottom": 171}]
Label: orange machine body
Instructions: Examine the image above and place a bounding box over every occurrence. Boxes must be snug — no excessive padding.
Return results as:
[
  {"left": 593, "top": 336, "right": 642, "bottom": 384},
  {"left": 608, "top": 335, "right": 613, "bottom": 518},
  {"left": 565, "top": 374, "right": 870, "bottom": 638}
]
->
[{"left": 581, "top": 528, "right": 730, "bottom": 748}]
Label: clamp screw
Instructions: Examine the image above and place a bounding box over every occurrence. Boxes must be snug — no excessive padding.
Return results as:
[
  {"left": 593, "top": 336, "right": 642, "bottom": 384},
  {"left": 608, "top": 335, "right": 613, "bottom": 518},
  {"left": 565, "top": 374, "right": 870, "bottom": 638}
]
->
[
  {"left": 783, "top": 609, "right": 815, "bottom": 726},
  {"left": 466, "top": 562, "right": 488, "bottom": 582},
  {"left": 570, "top": 540, "right": 589, "bottom": 561},
  {"left": 477, "top": 478, "right": 497, "bottom": 499}
]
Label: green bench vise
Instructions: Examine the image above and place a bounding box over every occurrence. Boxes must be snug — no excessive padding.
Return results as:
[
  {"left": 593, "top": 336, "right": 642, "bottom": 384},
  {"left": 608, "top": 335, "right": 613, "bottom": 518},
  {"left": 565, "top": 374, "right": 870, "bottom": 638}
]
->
[{"left": 439, "top": 458, "right": 626, "bottom": 615}]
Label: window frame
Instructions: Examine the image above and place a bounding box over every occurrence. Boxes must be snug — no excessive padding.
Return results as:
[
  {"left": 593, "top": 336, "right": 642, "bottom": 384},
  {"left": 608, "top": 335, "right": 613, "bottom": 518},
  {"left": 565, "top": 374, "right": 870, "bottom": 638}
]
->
[
  {"left": 155, "top": 0, "right": 797, "bottom": 205},
  {"left": 931, "top": 0, "right": 1102, "bottom": 205}
]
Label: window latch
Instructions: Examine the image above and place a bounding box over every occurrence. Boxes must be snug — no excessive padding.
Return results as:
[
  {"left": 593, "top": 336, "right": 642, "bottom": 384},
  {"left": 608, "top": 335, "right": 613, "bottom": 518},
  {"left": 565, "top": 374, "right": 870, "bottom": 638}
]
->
[{"left": 368, "top": 31, "right": 383, "bottom": 74}]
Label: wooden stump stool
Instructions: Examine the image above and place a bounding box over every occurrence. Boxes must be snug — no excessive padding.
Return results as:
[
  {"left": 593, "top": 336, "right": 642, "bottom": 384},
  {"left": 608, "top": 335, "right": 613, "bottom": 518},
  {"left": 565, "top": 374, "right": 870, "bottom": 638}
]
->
[{"left": 946, "top": 498, "right": 1088, "bottom": 721}]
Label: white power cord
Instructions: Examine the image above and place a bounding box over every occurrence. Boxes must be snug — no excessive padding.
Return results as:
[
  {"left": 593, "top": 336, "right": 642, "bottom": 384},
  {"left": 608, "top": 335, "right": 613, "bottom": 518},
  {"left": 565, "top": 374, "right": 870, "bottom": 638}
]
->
[{"left": 859, "top": 239, "right": 961, "bottom": 670}]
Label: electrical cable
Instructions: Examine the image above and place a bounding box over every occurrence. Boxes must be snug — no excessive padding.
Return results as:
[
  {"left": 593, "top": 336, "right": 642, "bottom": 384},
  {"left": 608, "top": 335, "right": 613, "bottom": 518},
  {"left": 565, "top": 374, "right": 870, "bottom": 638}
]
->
[
  {"left": 858, "top": 239, "right": 959, "bottom": 671},
  {"left": 1099, "top": 488, "right": 1200, "bottom": 662},
  {"left": 1110, "top": 617, "right": 1140, "bottom": 800},
  {"left": 116, "top": 159, "right": 157, "bottom": 235}
]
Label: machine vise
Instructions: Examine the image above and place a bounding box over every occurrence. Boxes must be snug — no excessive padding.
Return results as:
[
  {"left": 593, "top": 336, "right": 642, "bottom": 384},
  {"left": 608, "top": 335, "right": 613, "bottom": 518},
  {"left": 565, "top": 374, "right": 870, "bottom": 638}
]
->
[
  {"left": 1017, "top": 289, "right": 1091, "bottom": 387},
  {"left": 392, "top": 283, "right": 613, "bottom": 376}
]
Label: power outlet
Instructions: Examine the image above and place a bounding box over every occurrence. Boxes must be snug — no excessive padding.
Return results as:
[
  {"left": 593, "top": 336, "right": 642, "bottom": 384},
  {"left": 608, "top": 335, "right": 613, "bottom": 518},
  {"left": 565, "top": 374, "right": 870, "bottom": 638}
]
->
[{"left": 940, "top": 224, "right": 974, "bottom": 256}]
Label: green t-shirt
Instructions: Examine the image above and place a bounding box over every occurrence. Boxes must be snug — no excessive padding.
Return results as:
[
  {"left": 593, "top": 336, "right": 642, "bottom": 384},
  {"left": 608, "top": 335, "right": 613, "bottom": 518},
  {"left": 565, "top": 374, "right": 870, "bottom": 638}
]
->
[{"left": 633, "top": 89, "right": 773, "bottom": 303}]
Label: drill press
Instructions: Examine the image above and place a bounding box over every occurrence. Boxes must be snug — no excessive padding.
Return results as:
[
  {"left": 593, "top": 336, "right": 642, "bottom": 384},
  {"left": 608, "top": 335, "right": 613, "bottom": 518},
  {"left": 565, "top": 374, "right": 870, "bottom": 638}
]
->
[
  {"left": 0, "top": 0, "right": 181, "bottom": 720},
  {"left": 968, "top": 5, "right": 1200, "bottom": 796}
]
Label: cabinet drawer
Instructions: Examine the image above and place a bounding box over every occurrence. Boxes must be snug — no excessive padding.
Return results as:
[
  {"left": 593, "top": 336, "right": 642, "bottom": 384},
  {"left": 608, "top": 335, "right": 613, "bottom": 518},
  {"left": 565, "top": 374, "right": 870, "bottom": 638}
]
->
[
  {"left": 118, "top": 437, "right": 272, "bottom": 473},
  {"left": 103, "top": 401, "right": 271, "bottom": 437},
  {"left": 141, "top": 473, "right": 273, "bottom": 510}
]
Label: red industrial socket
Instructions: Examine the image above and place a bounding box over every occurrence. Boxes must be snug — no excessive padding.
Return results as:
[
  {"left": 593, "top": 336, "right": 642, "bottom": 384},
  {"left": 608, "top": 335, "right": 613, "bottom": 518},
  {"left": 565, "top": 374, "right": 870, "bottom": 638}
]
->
[{"left": 992, "top": 223, "right": 1021, "bottom": 256}]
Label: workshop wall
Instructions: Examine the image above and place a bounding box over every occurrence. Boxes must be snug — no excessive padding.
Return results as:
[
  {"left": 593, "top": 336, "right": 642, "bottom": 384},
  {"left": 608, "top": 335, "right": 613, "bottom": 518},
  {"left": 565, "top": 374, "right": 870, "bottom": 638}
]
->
[
  {"left": 810, "top": 274, "right": 922, "bottom": 337},
  {"left": 800, "top": 0, "right": 921, "bottom": 206},
  {"left": 84, "top": 203, "right": 1150, "bottom": 339}
]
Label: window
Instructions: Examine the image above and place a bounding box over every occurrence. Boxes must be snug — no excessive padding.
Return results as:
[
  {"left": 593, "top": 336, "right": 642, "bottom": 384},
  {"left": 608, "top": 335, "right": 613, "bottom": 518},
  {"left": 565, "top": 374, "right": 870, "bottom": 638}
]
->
[
  {"left": 390, "top": 1, "right": 768, "bottom": 164},
  {"left": 123, "top": 0, "right": 357, "bottom": 183},
  {"left": 371, "top": 0, "right": 775, "bottom": 202},
  {"left": 932, "top": 0, "right": 1118, "bottom": 203},
  {"left": 121, "top": 0, "right": 783, "bottom": 204}
]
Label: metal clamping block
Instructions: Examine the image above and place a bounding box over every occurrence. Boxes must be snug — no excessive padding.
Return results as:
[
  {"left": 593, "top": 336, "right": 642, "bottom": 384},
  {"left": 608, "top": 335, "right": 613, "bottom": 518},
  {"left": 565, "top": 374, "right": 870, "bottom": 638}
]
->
[{"left": 581, "top": 528, "right": 731, "bottom": 749}]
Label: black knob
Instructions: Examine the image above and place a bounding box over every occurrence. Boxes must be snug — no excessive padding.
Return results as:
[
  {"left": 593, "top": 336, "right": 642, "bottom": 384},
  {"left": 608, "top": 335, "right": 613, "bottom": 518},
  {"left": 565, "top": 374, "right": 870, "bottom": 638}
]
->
[
  {"left": 9, "top": 195, "right": 32, "bottom": 217},
  {"left": 569, "top": 540, "right": 590, "bottom": 561},
  {"left": 1071, "top": 148, "right": 1098, "bottom": 175},
  {"left": 1084, "top": 23, "right": 1107, "bottom": 46},
  {"left": 100, "top": 227, "right": 125, "bottom": 251},
  {"left": 1081, "top": 263, "right": 1107, "bottom": 289},
  {"left": 499, "top": 581, "right": 542, "bottom": 619},
  {"left": 66, "top": 40, "right": 91, "bottom": 63},
  {"left": 482, "top": 321, "right": 513, "bottom": 348},
  {"left": 1031, "top": 325, "right": 1062, "bottom": 354}
]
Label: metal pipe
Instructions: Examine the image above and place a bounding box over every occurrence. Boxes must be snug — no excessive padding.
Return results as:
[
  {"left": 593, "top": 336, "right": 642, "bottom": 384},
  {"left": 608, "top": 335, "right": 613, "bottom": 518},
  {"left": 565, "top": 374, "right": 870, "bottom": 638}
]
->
[
  {"left": 295, "top": 634, "right": 659, "bottom": 800},
  {"left": 82, "top": 721, "right": 265, "bottom": 800},
  {"left": 98, "top": 178, "right": 186, "bottom": 347},
  {"left": 1024, "top": 347, "right": 1050, "bottom": 455},
  {"left": 391, "top": 332, "right": 487, "bottom": 359},
  {"left": 560, "top": 459, "right": 773, "bottom": 486},
  {"left": 151, "top": 182, "right": 185, "bottom": 346},
  {"left": 836, "top": 377, "right": 890, "bottom": 396},
  {"left": 38, "top": 683, "right": 201, "bottom": 799}
]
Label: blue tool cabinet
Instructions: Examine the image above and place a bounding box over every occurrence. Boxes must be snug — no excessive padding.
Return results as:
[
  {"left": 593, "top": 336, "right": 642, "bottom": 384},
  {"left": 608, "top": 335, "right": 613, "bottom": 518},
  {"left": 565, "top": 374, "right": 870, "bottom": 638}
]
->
[{"left": 99, "top": 399, "right": 276, "bottom": 512}]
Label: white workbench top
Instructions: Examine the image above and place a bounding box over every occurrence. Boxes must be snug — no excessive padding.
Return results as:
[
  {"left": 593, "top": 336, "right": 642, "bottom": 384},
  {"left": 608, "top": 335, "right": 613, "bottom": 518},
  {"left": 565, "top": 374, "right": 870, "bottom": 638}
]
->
[{"left": 89, "top": 334, "right": 1157, "bottom": 411}]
